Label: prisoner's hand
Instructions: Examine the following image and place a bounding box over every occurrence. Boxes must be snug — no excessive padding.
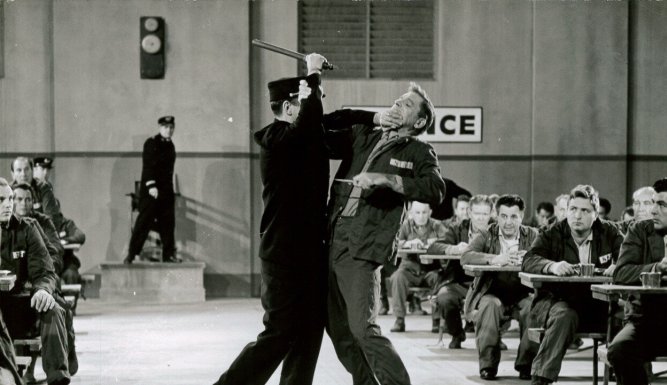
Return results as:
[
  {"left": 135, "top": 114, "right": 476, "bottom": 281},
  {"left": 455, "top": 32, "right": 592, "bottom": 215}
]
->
[
  {"left": 31, "top": 289, "right": 56, "bottom": 313},
  {"left": 549, "top": 261, "right": 576, "bottom": 276},
  {"left": 490, "top": 253, "right": 511, "bottom": 266}
]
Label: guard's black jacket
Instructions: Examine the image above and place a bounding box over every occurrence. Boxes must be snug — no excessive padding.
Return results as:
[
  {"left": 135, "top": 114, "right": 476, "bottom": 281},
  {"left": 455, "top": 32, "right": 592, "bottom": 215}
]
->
[
  {"left": 140, "top": 133, "right": 176, "bottom": 196},
  {"left": 254, "top": 73, "right": 328, "bottom": 267}
]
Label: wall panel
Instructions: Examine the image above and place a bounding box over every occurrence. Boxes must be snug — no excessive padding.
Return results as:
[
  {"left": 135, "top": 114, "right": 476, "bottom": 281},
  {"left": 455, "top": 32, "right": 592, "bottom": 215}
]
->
[
  {"left": 532, "top": 1, "right": 628, "bottom": 156},
  {"left": 0, "top": 0, "right": 52, "bottom": 153},
  {"left": 53, "top": 0, "right": 249, "bottom": 153}
]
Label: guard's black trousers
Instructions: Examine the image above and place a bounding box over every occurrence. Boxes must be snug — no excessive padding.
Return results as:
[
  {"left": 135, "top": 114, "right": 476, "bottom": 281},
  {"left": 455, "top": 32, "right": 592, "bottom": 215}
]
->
[
  {"left": 213, "top": 258, "right": 327, "bottom": 385},
  {"left": 129, "top": 192, "right": 175, "bottom": 259}
]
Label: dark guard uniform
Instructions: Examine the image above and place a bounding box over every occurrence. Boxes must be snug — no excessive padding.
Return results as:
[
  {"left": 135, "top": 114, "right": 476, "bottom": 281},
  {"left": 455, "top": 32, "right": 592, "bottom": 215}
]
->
[
  {"left": 29, "top": 178, "right": 63, "bottom": 230},
  {"left": 214, "top": 74, "right": 328, "bottom": 385},
  {"left": 128, "top": 116, "right": 177, "bottom": 262},
  {"left": 323, "top": 109, "right": 445, "bottom": 385}
]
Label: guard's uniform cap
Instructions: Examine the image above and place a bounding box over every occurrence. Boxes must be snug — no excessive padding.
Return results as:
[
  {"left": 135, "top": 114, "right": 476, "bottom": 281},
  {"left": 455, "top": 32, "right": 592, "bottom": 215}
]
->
[
  {"left": 158, "top": 116, "right": 175, "bottom": 126},
  {"left": 34, "top": 157, "right": 54, "bottom": 169},
  {"left": 268, "top": 76, "right": 306, "bottom": 102}
]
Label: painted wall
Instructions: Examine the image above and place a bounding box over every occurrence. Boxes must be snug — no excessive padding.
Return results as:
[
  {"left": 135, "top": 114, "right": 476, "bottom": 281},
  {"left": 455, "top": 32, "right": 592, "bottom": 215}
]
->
[
  {"left": 0, "top": 0, "right": 665, "bottom": 297},
  {"left": 1, "top": 0, "right": 253, "bottom": 297}
]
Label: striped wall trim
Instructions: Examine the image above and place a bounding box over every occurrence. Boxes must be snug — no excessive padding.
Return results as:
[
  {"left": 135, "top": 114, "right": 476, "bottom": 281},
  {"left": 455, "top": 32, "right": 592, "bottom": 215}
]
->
[
  {"left": 0, "top": 153, "right": 665, "bottom": 161},
  {"left": 0, "top": 152, "right": 260, "bottom": 159},
  {"left": 436, "top": 154, "right": 667, "bottom": 161}
]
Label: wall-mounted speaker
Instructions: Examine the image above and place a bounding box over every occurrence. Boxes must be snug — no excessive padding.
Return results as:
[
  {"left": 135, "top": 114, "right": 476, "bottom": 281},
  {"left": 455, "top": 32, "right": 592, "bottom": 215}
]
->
[{"left": 140, "top": 16, "right": 165, "bottom": 79}]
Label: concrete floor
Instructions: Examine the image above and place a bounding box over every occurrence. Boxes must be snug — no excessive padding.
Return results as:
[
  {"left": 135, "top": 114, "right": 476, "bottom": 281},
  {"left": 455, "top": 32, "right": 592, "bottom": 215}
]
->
[{"left": 34, "top": 298, "right": 665, "bottom": 385}]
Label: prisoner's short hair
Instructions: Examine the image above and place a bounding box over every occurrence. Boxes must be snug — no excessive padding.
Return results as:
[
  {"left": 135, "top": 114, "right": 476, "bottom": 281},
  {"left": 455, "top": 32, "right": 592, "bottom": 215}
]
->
[
  {"left": 407, "top": 82, "right": 435, "bottom": 136},
  {"left": 536, "top": 201, "right": 555, "bottom": 215},
  {"left": 457, "top": 195, "right": 471, "bottom": 203},
  {"left": 633, "top": 186, "right": 656, "bottom": 201},
  {"left": 569, "top": 185, "right": 600, "bottom": 212},
  {"left": 0, "top": 178, "right": 9, "bottom": 189},
  {"left": 409, "top": 200, "right": 431, "bottom": 211},
  {"left": 599, "top": 198, "right": 612, "bottom": 214},
  {"left": 469, "top": 194, "right": 494, "bottom": 210},
  {"left": 652, "top": 178, "right": 667, "bottom": 194},
  {"left": 555, "top": 194, "right": 569, "bottom": 205},
  {"left": 10, "top": 156, "right": 33, "bottom": 172},
  {"left": 496, "top": 194, "right": 525, "bottom": 212},
  {"left": 11, "top": 182, "right": 35, "bottom": 198}
]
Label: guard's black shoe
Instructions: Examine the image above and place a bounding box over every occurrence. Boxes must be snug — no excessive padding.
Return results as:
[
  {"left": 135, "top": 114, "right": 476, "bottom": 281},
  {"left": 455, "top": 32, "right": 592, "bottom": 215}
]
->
[
  {"left": 480, "top": 368, "right": 497, "bottom": 380},
  {"left": 123, "top": 256, "right": 133, "bottom": 264}
]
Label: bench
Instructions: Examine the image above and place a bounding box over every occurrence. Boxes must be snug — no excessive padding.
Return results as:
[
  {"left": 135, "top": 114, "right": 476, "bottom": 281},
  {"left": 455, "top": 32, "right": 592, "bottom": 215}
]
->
[
  {"left": 14, "top": 338, "right": 41, "bottom": 381},
  {"left": 528, "top": 328, "right": 605, "bottom": 385},
  {"left": 15, "top": 356, "right": 31, "bottom": 376}
]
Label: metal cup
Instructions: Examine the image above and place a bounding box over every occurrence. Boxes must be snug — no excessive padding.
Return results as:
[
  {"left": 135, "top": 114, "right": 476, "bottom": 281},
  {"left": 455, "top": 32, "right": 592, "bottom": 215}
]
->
[
  {"left": 640, "top": 272, "right": 662, "bottom": 288},
  {"left": 579, "top": 263, "right": 595, "bottom": 277}
]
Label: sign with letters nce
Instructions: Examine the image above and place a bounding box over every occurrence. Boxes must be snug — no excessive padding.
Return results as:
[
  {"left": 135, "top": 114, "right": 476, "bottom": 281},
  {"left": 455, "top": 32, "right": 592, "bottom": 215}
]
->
[{"left": 343, "top": 106, "right": 483, "bottom": 143}]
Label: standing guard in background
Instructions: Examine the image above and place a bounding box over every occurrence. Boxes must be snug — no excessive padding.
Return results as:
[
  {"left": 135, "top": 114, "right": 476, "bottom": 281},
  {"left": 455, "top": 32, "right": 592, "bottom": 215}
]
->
[
  {"left": 125, "top": 116, "right": 178, "bottom": 264},
  {"left": 33, "top": 157, "right": 55, "bottom": 188}
]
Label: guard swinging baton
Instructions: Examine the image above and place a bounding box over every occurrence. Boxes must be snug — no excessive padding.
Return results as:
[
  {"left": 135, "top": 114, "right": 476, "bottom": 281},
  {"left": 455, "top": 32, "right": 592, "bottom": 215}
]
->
[{"left": 251, "top": 39, "right": 336, "bottom": 71}]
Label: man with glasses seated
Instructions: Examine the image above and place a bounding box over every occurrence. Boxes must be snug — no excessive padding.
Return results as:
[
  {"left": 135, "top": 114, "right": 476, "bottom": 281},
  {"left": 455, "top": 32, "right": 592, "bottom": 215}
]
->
[{"left": 429, "top": 194, "right": 493, "bottom": 349}]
